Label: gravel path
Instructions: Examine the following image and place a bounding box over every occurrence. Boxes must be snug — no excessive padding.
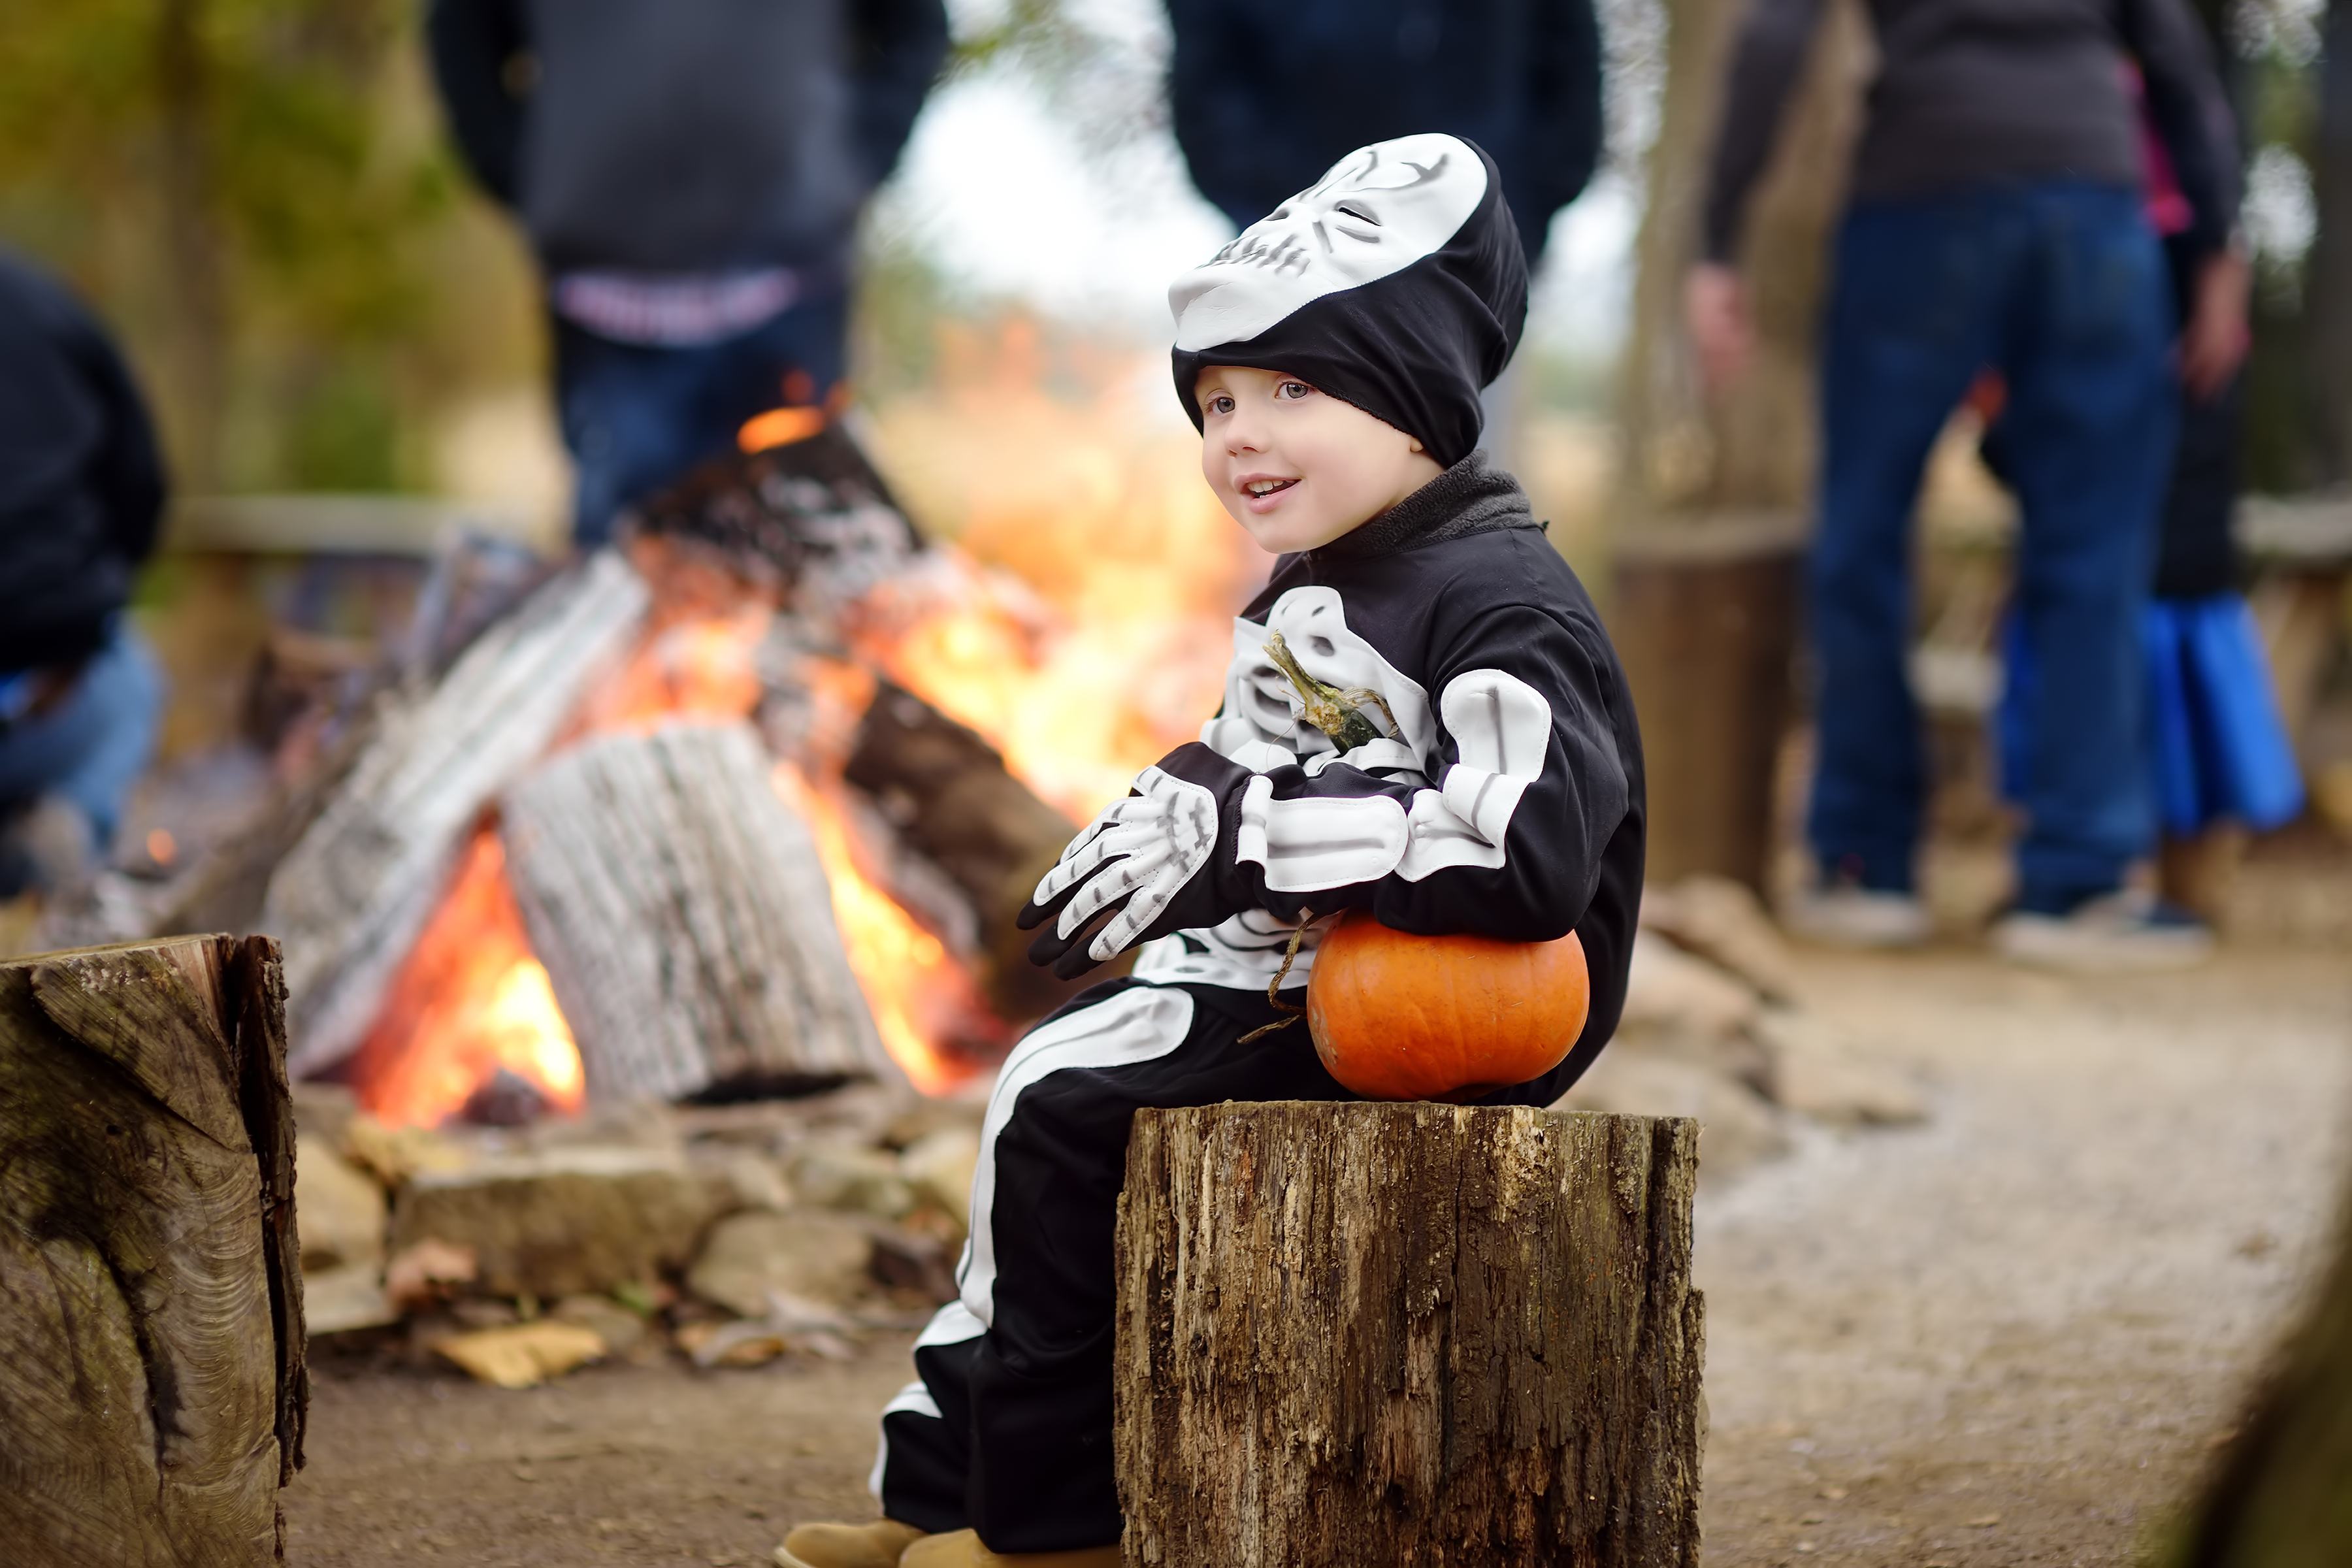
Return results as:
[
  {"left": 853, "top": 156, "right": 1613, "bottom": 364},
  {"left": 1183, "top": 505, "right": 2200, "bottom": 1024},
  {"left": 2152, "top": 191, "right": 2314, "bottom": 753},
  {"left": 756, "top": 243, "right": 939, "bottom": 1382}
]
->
[{"left": 283, "top": 947, "right": 2352, "bottom": 1565}]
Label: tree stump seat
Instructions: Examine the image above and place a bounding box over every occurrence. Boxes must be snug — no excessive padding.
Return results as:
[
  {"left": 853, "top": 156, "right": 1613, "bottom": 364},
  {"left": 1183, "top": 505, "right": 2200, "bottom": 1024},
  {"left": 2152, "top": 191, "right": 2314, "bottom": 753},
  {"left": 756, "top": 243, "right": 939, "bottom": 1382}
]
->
[{"left": 1115, "top": 1102, "right": 1703, "bottom": 1567}]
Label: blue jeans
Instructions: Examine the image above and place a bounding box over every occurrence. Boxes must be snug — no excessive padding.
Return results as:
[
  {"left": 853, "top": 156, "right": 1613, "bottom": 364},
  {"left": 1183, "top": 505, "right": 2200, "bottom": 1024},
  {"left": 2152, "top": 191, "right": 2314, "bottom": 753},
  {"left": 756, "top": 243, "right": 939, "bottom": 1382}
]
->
[
  {"left": 553, "top": 291, "right": 849, "bottom": 547},
  {"left": 0, "top": 621, "right": 162, "bottom": 849},
  {"left": 1810, "top": 184, "right": 2176, "bottom": 910}
]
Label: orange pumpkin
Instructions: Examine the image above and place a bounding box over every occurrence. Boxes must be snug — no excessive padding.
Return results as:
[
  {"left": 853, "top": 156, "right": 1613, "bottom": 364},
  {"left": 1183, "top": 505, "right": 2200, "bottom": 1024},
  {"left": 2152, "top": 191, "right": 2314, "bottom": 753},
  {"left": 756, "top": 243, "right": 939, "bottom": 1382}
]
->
[{"left": 1305, "top": 912, "right": 1590, "bottom": 1102}]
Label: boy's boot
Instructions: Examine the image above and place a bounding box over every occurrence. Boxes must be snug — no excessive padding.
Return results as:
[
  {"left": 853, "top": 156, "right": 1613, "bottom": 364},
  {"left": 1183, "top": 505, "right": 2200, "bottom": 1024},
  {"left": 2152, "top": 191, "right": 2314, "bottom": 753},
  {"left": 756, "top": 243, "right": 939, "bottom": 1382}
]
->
[
  {"left": 899, "top": 1529, "right": 1120, "bottom": 1568},
  {"left": 773, "top": 1518, "right": 926, "bottom": 1568}
]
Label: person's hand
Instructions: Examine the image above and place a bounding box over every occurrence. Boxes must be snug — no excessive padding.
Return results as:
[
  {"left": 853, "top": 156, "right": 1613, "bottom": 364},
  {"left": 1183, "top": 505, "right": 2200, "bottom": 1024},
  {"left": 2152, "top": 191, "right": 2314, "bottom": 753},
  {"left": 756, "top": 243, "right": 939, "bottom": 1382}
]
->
[
  {"left": 2180, "top": 248, "right": 2251, "bottom": 402},
  {"left": 1685, "top": 263, "right": 1755, "bottom": 390},
  {"left": 1019, "top": 763, "right": 1222, "bottom": 979}
]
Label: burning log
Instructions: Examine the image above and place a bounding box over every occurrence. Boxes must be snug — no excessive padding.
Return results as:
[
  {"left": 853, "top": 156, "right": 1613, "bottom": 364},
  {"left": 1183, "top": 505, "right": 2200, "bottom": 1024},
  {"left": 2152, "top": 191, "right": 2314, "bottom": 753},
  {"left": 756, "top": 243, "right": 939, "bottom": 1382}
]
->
[
  {"left": 265, "top": 551, "right": 649, "bottom": 1077},
  {"left": 0, "top": 934, "right": 306, "bottom": 1564},
  {"left": 844, "top": 682, "right": 1092, "bottom": 1022},
  {"left": 500, "top": 721, "right": 899, "bottom": 1102},
  {"left": 1115, "top": 1103, "right": 1703, "bottom": 1567}
]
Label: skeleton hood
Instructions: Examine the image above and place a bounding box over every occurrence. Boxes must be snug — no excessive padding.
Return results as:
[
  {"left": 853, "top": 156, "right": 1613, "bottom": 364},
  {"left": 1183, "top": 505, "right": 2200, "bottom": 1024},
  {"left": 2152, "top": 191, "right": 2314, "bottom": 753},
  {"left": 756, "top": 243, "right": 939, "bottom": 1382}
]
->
[{"left": 1168, "top": 133, "right": 1527, "bottom": 469}]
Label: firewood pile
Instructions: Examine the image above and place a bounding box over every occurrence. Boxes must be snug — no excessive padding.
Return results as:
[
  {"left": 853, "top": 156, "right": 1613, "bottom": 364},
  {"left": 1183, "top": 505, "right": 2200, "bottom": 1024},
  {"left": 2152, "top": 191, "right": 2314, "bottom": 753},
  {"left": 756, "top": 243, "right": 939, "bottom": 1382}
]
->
[
  {"left": 41, "top": 425, "right": 1087, "bottom": 1107},
  {"left": 294, "top": 1075, "right": 987, "bottom": 1382},
  {"left": 1562, "top": 874, "right": 1932, "bottom": 1181}
]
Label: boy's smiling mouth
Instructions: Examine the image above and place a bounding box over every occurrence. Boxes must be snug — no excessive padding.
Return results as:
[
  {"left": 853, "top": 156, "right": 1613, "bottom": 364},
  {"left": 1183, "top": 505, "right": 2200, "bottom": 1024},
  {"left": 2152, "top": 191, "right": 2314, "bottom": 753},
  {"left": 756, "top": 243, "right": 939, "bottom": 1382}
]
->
[{"left": 1237, "top": 473, "right": 1300, "bottom": 505}]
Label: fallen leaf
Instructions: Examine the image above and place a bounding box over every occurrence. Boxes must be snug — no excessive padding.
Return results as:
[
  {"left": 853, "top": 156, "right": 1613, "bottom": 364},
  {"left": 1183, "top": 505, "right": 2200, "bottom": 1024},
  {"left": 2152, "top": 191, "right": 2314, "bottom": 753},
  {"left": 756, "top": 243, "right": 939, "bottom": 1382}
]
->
[{"left": 435, "top": 1321, "right": 606, "bottom": 1388}]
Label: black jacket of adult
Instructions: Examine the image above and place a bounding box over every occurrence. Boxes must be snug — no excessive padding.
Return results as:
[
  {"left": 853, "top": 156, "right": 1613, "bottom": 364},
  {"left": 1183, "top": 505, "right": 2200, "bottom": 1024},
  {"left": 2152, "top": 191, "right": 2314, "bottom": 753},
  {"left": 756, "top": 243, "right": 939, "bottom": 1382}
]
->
[
  {"left": 1167, "top": 0, "right": 1603, "bottom": 263},
  {"left": 426, "top": 0, "right": 950, "bottom": 273},
  {"left": 0, "top": 252, "right": 165, "bottom": 678}
]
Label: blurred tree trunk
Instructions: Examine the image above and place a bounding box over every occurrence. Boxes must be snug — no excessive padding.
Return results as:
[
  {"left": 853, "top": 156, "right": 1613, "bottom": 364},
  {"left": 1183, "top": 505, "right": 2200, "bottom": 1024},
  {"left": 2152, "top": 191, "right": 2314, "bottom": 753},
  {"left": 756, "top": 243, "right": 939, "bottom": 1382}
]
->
[
  {"left": 1610, "top": 0, "right": 1869, "bottom": 892},
  {"left": 156, "top": 0, "right": 227, "bottom": 493},
  {"left": 2308, "top": 0, "right": 2352, "bottom": 485},
  {"left": 2174, "top": 1162, "right": 2352, "bottom": 1563}
]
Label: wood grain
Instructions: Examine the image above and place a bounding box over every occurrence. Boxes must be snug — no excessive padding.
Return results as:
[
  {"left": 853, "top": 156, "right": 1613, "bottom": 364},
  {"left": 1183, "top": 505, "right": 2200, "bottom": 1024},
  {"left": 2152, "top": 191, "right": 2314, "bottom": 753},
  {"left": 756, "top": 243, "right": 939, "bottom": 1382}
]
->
[
  {"left": 0, "top": 934, "right": 305, "bottom": 1565},
  {"left": 262, "top": 551, "right": 649, "bottom": 1077},
  {"left": 502, "top": 720, "right": 898, "bottom": 1102},
  {"left": 1115, "top": 1102, "right": 1703, "bottom": 1567}
]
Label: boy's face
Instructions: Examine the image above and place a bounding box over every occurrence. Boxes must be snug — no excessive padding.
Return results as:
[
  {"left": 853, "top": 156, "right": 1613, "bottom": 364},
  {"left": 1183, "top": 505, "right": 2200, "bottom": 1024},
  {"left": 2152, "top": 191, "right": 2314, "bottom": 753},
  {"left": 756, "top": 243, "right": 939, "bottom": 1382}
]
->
[{"left": 1194, "top": 366, "right": 1443, "bottom": 555}]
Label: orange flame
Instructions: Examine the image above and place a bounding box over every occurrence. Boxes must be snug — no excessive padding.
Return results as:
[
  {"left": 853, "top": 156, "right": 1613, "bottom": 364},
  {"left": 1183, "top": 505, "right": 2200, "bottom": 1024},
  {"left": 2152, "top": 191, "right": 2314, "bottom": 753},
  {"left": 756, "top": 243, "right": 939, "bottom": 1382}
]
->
[
  {"left": 353, "top": 321, "right": 1253, "bottom": 1126},
  {"left": 350, "top": 830, "right": 583, "bottom": 1128}
]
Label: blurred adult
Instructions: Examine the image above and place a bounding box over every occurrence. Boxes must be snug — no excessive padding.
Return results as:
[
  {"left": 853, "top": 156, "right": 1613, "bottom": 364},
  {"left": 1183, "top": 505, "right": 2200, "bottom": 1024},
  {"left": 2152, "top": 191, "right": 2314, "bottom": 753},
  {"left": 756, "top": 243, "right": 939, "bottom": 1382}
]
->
[
  {"left": 1690, "top": 0, "right": 2240, "bottom": 966},
  {"left": 1166, "top": 0, "right": 1605, "bottom": 267},
  {"left": 0, "top": 249, "right": 166, "bottom": 902},
  {"left": 427, "top": 0, "right": 950, "bottom": 546}
]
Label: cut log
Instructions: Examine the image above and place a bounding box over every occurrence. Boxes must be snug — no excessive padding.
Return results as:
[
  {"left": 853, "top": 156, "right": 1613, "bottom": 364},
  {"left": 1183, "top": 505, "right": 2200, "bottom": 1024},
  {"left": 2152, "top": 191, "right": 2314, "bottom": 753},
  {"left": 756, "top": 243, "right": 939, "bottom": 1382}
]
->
[
  {"left": 1115, "top": 1102, "right": 1703, "bottom": 1567},
  {"left": 264, "top": 551, "right": 649, "bottom": 1076},
  {"left": 500, "top": 720, "right": 900, "bottom": 1101},
  {"left": 0, "top": 934, "right": 306, "bottom": 1565}
]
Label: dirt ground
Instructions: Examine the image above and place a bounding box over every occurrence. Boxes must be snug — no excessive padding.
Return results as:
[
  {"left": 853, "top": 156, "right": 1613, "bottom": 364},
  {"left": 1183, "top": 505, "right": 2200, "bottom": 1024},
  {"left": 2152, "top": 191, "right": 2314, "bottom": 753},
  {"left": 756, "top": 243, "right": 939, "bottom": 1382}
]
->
[{"left": 284, "top": 938, "right": 2352, "bottom": 1567}]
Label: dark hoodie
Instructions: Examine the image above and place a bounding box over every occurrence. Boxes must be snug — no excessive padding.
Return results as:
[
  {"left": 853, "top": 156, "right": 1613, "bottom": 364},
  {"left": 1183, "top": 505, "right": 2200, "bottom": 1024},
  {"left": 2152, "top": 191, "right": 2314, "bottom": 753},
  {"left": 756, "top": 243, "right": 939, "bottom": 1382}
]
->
[{"left": 0, "top": 252, "right": 165, "bottom": 677}]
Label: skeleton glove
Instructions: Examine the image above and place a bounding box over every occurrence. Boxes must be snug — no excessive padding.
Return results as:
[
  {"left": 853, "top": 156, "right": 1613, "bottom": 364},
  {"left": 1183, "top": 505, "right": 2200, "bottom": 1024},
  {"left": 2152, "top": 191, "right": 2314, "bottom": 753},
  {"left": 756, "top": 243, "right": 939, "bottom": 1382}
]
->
[{"left": 1017, "top": 743, "right": 1256, "bottom": 979}]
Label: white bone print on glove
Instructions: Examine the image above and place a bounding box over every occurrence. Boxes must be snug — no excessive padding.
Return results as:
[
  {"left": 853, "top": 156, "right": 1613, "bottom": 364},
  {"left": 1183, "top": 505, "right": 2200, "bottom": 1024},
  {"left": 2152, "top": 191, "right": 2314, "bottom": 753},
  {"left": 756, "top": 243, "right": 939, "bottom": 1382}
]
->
[{"left": 1031, "top": 766, "right": 1221, "bottom": 960}]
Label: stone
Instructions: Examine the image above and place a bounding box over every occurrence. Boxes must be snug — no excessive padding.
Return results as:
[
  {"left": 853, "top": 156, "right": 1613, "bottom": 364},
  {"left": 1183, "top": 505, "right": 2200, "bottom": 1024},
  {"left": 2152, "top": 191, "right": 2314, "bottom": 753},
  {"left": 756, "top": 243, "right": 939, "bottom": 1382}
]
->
[
  {"left": 1620, "top": 929, "right": 1763, "bottom": 1039},
  {"left": 700, "top": 1149, "right": 794, "bottom": 1215},
  {"left": 1751, "top": 1008, "right": 1929, "bottom": 1128},
  {"left": 296, "top": 1133, "right": 387, "bottom": 1273},
  {"left": 551, "top": 1294, "right": 651, "bottom": 1358},
  {"left": 385, "top": 1237, "right": 479, "bottom": 1312},
  {"left": 435, "top": 1321, "right": 608, "bottom": 1388},
  {"left": 1641, "top": 874, "right": 1798, "bottom": 1001},
  {"left": 391, "top": 1146, "right": 720, "bottom": 1300},
  {"left": 302, "top": 1264, "right": 399, "bottom": 1337},
  {"left": 687, "top": 1209, "right": 875, "bottom": 1317},
  {"left": 881, "top": 1094, "right": 988, "bottom": 1151},
  {"left": 898, "top": 1126, "right": 981, "bottom": 1234},
  {"left": 1557, "top": 1049, "right": 1788, "bottom": 1184},
  {"left": 789, "top": 1141, "right": 917, "bottom": 1221}
]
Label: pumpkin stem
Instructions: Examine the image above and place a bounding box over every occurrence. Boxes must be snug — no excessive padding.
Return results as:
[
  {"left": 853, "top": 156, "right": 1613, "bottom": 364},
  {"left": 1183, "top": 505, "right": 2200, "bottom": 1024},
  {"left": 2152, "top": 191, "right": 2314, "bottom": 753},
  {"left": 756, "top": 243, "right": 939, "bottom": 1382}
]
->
[{"left": 1238, "top": 908, "right": 1316, "bottom": 1045}]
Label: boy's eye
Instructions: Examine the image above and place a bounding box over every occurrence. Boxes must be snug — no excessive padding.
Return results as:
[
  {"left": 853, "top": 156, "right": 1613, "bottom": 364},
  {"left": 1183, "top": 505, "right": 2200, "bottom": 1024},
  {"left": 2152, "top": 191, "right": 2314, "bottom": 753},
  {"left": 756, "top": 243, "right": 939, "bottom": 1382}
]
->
[
  {"left": 1277, "top": 382, "right": 1311, "bottom": 400},
  {"left": 1207, "top": 394, "right": 1235, "bottom": 416}
]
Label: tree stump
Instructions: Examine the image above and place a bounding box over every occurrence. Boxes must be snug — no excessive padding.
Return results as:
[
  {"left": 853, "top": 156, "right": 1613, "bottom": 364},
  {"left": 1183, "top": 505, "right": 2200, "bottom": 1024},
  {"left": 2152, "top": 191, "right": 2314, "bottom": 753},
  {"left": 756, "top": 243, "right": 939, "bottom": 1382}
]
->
[
  {"left": 0, "top": 934, "right": 306, "bottom": 1566},
  {"left": 1115, "top": 1103, "right": 1702, "bottom": 1567},
  {"left": 501, "top": 720, "right": 898, "bottom": 1101}
]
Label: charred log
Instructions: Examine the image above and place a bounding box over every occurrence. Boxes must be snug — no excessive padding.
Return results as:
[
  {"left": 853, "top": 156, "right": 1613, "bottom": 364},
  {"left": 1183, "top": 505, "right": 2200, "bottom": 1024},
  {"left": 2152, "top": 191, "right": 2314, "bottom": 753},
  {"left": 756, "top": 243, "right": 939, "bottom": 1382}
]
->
[{"left": 845, "top": 683, "right": 1094, "bottom": 1024}]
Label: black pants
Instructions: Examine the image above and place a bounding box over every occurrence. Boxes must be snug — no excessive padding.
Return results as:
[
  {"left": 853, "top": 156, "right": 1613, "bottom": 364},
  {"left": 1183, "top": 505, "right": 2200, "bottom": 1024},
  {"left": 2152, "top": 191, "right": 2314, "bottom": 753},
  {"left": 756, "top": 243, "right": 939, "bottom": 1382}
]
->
[{"left": 871, "top": 977, "right": 1584, "bottom": 1553}]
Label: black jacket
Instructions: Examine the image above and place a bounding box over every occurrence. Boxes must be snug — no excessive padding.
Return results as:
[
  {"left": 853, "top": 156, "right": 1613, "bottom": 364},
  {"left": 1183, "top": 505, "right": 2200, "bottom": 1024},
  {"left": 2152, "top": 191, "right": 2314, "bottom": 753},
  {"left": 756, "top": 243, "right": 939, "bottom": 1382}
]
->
[
  {"left": 426, "top": 0, "right": 949, "bottom": 272},
  {"left": 1166, "top": 0, "right": 1603, "bottom": 263},
  {"left": 0, "top": 252, "right": 165, "bottom": 677},
  {"left": 1125, "top": 454, "right": 1644, "bottom": 1083}
]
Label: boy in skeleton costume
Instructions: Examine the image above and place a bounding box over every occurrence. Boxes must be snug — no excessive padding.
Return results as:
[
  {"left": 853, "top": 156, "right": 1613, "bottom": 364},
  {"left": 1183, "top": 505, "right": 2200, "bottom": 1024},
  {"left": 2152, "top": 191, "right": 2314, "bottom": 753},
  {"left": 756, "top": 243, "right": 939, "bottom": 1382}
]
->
[{"left": 778, "top": 135, "right": 1644, "bottom": 1568}]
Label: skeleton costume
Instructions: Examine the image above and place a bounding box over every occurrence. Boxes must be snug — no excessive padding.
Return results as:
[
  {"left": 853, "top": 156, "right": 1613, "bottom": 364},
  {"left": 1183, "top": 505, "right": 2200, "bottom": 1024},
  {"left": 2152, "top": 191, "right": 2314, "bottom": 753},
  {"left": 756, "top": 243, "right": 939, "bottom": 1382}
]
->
[{"left": 870, "top": 135, "right": 1645, "bottom": 1554}]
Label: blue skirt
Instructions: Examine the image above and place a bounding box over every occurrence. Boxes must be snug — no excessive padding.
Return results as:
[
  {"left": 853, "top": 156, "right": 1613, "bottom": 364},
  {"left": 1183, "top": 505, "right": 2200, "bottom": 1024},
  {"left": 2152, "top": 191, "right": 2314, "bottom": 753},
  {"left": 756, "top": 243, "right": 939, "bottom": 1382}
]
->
[{"left": 2001, "top": 593, "right": 2304, "bottom": 836}]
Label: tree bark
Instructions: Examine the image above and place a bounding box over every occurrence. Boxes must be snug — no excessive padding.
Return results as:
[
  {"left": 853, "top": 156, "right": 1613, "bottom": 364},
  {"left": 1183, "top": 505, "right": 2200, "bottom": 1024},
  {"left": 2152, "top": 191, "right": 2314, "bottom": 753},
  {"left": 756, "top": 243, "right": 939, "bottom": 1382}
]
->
[
  {"left": 501, "top": 720, "right": 901, "bottom": 1101},
  {"left": 1115, "top": 1103, "right": 1703, "bottom": 1567},
  {"left": 0, "top": 933, "right": 306, "bottom": 1566},
  {"left": 263, "top": 551, "right": 649, "bottom": 1077}
]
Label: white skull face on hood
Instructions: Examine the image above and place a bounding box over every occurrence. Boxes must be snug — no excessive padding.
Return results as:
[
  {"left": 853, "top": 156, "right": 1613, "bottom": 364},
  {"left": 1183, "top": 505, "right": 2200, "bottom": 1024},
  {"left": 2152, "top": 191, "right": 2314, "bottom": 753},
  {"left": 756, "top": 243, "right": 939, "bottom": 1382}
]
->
[{"left": 1169, "top": 133, "right": 1489, "bottom": 353}]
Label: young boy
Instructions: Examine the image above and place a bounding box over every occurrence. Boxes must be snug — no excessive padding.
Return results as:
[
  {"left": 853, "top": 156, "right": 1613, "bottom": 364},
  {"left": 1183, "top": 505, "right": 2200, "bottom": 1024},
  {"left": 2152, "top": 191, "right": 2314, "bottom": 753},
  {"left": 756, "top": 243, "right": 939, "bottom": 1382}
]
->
[{"left": 778, "top": 133, "right": 1645, "bottom": 1568}]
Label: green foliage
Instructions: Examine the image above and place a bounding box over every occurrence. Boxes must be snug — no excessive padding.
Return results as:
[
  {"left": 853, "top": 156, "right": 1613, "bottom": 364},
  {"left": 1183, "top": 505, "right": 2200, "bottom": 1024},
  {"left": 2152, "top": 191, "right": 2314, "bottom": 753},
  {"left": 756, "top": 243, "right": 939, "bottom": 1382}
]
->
[{"left": 0, "top": 0, "right": 464, "bottom": 491}]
